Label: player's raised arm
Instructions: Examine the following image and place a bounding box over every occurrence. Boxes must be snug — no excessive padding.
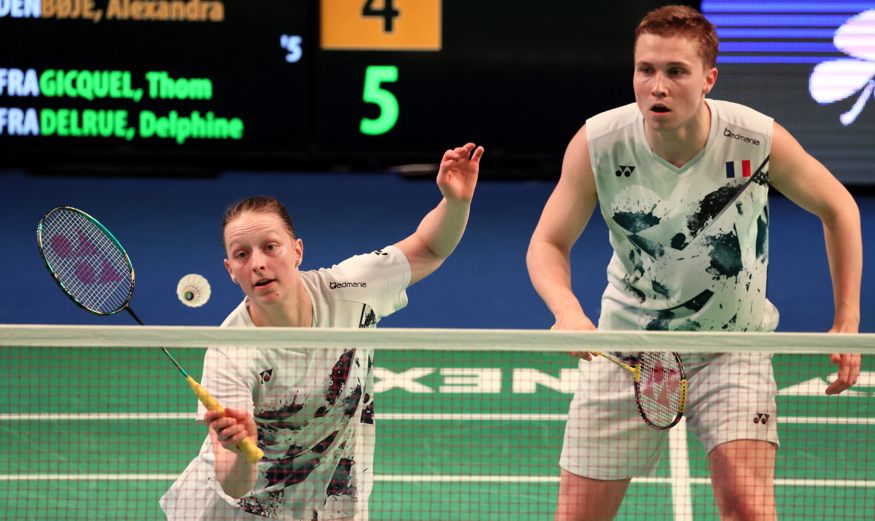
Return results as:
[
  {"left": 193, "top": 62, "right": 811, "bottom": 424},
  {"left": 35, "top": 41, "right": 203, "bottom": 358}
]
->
[{"left": 394, "top": 142, "right": 484, "bottom": 285}]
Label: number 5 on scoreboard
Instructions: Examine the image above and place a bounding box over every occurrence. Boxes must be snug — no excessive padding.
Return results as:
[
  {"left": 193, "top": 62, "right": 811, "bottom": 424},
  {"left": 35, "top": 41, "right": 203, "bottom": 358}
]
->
[{"left": 360, "top": 65, "right": 399, "bottom": 136}]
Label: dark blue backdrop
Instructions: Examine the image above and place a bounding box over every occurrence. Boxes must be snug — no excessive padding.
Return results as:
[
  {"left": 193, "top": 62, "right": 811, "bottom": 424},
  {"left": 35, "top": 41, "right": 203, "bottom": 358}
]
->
[{"left": 2, "top": 168, "right": 871, "bottom": 332}]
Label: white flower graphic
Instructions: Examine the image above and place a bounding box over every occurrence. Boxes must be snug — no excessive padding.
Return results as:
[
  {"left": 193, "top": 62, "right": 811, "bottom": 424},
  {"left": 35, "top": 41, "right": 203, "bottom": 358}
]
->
[{"left": 809, "top": 9, "right": 875, "bottom": 125}]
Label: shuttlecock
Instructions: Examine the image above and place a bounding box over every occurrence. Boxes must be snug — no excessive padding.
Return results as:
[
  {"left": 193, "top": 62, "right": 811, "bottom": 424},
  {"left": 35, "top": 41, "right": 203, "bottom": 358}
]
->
[{"left": 177, "top": 273, "right": 211, "bottom": 308}]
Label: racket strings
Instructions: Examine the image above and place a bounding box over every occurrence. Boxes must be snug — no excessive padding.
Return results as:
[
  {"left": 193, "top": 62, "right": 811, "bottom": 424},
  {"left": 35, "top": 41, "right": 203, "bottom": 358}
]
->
[
  {"left": 636, "top": 352, "right": 685, "bottom": 427},
  {"left": 40, "top": 209, "right": 133, "bottom": 314}
]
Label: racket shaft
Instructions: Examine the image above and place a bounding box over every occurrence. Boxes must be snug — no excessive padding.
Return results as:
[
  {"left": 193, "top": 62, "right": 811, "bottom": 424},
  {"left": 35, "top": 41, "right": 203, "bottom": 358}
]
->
[
  {"left": 186, "top": 376, "right": 264, "bottom": 463},
  {"left": 594, "top": 351, "right": 639, "bottom": 378}
]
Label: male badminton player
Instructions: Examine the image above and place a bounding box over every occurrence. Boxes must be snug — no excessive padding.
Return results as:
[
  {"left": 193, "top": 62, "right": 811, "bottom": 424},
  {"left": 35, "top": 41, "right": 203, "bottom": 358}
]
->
[
  {"left": 160, "top": 142, "right": 484, "bottom": 520},
  {"left": 526, "top": 6, "right": 862, "bottom": 520}
]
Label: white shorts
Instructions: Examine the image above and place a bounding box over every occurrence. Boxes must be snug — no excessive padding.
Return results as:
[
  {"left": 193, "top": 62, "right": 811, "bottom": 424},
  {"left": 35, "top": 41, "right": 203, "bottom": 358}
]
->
[{"left": 559, "top": 352, "right": 779, "bottom": 480}]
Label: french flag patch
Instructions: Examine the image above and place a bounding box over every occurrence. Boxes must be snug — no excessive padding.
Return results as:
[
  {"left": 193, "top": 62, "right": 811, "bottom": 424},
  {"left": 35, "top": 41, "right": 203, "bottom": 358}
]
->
[{"left": 725, "top": 160, "right": 752, "bottom": 178}]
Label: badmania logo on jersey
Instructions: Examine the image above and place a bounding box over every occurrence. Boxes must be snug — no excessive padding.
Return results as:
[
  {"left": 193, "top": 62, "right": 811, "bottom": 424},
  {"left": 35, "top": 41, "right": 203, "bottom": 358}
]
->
[
  {"left": 723, "top": 128, "right": 760, "bottom": 146},
  {"left": 330, "top": 281, "right": 367, "bottom": 289}
]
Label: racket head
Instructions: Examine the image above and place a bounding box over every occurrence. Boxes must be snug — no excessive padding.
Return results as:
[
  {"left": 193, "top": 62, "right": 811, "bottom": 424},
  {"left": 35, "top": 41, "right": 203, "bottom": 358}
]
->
[
  {"left": 633, "top": 352, "right": 687, "bottom": 430},
  {"left": 37, "top": 206, "right": 135, "bottom": 315}
]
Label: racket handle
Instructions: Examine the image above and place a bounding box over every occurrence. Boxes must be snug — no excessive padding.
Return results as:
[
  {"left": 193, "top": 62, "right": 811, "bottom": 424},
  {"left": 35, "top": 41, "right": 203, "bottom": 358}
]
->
[
  {"left": 235, "top": 436, "right": 264, "bottom": 464},
  {"left": 185, "top": 376, "right": 265, "bottom": 463}
]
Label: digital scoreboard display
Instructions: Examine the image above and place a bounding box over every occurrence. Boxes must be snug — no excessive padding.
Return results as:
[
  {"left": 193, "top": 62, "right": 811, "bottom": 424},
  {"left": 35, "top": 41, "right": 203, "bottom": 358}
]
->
[
  {"left": 0, "top": 0, "right": 312, "bottom": 169},
  {"left": 7, "top": 1, "right": 867, "bottom": 185},
  {"left": 2, "top": 0, "right": 665, "bottom": 175}
]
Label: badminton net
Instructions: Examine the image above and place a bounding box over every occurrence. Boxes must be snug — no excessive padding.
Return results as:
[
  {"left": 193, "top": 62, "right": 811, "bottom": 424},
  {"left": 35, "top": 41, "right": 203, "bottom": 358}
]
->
[{"left": 0, "top": 325, "right": 872, "bottom": 520}]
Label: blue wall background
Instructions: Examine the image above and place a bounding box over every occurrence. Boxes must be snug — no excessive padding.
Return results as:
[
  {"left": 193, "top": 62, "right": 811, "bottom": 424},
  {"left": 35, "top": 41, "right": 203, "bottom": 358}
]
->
[{"left": 1, "top": 168, "right": 872, "bottom": 333}]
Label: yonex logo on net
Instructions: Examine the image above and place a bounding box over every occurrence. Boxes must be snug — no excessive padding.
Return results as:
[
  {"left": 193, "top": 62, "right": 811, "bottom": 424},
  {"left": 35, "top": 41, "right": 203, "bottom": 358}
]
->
[
  {"left": 723, "top": 128, "right": 760, "bottom": 146},
  {"left": 615, "top": 165, "right": 635, "bottom": 177},
  {"left": 330, "top": 281, "right": 367, "bottom": 289}
]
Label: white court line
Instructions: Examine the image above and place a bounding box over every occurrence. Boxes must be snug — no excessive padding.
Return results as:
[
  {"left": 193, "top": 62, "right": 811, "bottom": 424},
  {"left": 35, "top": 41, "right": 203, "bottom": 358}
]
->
[
  {"left": 377, "top": 476, "right": 875, "bottom": 488},
  {"left": 669, "top": 419, "right": 693, "bottom": 519},
  {"left": 0, "top": 413, "right": 195, "bottom": 420},
  {"left": 0, "top": 413, "right": 872, "bottom": 424},
  {"left": 0, "top": 474, "right": 180, "bottom": 481},
  {"left": 783, "top": 416, "right": 875, "bottom": 425},
  {"left": 0, "top": 474, "right": 872, "bottom": 488},
  {"left": 380, "top": 413, "right": 571, "bottom": 421}
]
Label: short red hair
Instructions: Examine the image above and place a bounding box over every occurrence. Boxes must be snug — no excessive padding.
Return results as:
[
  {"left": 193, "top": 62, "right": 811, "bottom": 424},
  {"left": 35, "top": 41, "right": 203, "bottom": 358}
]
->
[{"left": 635, "top": 5, "right": 719, "bottom": 68}]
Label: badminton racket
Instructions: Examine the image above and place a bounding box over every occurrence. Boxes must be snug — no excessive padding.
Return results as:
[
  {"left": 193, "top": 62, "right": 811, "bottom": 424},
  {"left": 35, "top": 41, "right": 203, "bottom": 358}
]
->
[
  {"left": 36, "top": 206, "right": 263, "bottom": 462},
  {"left": 596, "top": 351, "right": 687, "bottom": 429}
]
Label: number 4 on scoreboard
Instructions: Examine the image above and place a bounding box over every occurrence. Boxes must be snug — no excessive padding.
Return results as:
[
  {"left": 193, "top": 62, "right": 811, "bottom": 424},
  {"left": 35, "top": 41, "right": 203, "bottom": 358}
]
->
[
  {"left": 320, "top": 0, "right": 440, "bottom": 51},
  {"left": 362, "top": 0, "right": 400, "bottom": 33}
]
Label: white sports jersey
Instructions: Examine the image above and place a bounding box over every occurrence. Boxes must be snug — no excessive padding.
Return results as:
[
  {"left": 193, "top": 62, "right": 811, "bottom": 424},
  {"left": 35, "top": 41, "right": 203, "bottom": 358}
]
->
[
  {"left": 160, "top": 246, "right": 410, "bottom": 521},
  {"left": 588, "top": 99, "right": 779, "bottom": 335},
  {"left": 560, "top": 100, "right": 782, "bottom": 481}
]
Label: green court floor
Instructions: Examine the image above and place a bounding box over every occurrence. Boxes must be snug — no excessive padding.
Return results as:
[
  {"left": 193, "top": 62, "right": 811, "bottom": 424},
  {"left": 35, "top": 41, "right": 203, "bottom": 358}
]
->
[{"left": 0, "top": 348, "right": 872, "bottom": 520}]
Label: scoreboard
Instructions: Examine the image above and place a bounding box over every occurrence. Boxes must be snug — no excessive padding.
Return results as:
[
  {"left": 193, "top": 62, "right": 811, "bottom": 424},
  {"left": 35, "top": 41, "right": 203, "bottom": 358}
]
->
[
  {"left": 6, "top": 1, "right": 868, "bottom": 185},
  {"left": 0, "top": 0, "right": 665, "bottom": 175},
  {"left": 0, "top": 0, "right": 313, "bottom": 170}
]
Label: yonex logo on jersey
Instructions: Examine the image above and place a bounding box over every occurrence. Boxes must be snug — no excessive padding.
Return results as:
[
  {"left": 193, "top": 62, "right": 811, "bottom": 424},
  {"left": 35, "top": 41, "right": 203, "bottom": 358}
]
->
[
  {"left": 725, "top": 160, "right": 752, "bottom": 178},
  {"left": 372, "top": 250, "right": 388, "bottom": 256},
  {"left": 259, "top": 369, "right": 273, "bottom": 384},
  {"left": 754, "top": 412, "right": 770, "bottom": 424},
  {"left": 330, "top": 281, "right": 367, "bottom": 289},
  {"left": 723, "top": 128, "right": 761, "bottom": 146},
  {"left": 615, "top": 165, "right": 635, "bottom": 177}
]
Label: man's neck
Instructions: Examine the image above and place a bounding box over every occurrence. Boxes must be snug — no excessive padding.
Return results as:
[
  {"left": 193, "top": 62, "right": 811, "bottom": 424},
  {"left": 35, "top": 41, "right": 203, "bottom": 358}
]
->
[{"left": 646, "top": 102, "right": 711, "bottom": 168}]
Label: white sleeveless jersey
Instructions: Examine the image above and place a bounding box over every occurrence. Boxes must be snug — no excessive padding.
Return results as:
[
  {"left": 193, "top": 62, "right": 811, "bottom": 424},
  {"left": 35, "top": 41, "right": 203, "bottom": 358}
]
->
[
  {"left": 160, "top": 246, "right": 410, "bottom": 520},
  {"left": 587, "top": 99, "right": 779, "bottom": 334}
]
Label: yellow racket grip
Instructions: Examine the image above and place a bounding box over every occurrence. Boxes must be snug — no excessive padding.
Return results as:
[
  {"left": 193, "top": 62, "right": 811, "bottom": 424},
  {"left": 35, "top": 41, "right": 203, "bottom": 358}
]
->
[
  {"left": 186, "top": 376, "right": 224, "bottom": 414},
  {"left": 594, "top": 351, "right": 640, "bottom": 379},
  {"left": 185, "top": 376, "right": 264, "bottom": 463}
]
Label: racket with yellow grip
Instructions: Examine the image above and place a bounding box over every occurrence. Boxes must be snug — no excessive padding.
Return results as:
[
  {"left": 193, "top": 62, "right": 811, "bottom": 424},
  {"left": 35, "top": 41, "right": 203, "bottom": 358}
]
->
[
  {"left": 550, "top": 325, "right": 686, "bottom": 429},
  {"left": 37, "top": 206, "right": 263, "bottom": 463},
  {"left": 594, "top": 351, "right": 687, "bottom": 430}
]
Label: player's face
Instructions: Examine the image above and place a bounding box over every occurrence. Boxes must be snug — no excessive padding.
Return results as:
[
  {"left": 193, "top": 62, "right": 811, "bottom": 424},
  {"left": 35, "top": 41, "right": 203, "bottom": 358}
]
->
[
  {"left": 223, "top": 211, "right": 302, "bottom": 305},
  {"left": 633, "top": 33, "right": 717, "bottom": 132}
]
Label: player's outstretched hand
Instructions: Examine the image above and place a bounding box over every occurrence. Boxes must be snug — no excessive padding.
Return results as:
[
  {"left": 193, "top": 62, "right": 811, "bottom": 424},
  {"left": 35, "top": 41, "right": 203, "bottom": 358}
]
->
[
  {"left": 551, "top": 312, "right": 598, "bottom": 360},
  {"left": 825, "top": 325, "right": 861, "bottom": 395},
  {"left": 205, "top": 407, "right": 259, "bottom": 454},
  {"left": 826, "top": 353, "right": 861, "bottom": 395},
  {"left": 437, "top": 142, "right": 484, "bottom": 203}
]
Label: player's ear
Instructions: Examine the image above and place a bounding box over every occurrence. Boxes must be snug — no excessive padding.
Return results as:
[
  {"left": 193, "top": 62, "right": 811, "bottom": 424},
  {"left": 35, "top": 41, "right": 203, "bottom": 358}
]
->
[
  {"left": 224, "top": 259, "right": 237, "bottom": 283},
  {"left": 703, "top": 66, "right": 718, "bottom": 95},
  {"left": 294, "top": 238, "right": 304, "bottom": 268}
]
